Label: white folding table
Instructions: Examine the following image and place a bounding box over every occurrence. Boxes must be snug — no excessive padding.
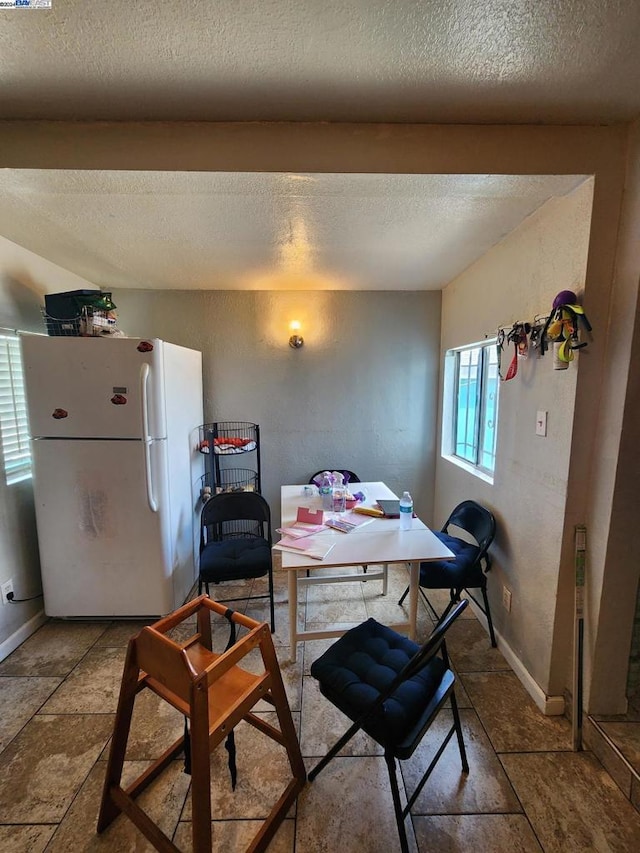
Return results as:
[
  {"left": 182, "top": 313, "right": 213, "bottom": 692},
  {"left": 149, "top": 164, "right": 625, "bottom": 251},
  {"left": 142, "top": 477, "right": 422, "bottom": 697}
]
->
[{"left": 276, "top": 482, "right": 454, "bottom": 660}]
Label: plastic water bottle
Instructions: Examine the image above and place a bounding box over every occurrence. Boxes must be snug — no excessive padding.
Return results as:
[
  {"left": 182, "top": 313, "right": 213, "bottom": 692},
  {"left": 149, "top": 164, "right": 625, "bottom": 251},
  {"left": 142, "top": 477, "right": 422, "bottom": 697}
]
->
[
  {"left": 319, "top": 473, "right": 333, "bottom": 511},
  {"left": 399, "top": 491, "right": 413, "bottom": 530},
  {"left": 332, "top": 484, "right": 346, "bottom": 514}
]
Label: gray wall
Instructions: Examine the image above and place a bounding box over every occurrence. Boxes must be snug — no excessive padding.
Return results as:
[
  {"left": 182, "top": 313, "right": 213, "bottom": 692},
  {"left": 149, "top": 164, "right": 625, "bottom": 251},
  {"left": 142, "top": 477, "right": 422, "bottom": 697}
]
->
[
  {"left": 111, "top": 289, "right": 442, "bottom": 527},
  {"left": 436, "top": 182, "right": 594, "bottom": 703}
]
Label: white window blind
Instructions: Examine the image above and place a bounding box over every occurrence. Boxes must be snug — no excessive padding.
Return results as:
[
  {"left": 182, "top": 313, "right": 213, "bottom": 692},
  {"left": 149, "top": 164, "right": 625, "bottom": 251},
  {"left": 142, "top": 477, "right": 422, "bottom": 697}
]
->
[{"left": 0, "top": 333, "right": 31, "bottom": 485}]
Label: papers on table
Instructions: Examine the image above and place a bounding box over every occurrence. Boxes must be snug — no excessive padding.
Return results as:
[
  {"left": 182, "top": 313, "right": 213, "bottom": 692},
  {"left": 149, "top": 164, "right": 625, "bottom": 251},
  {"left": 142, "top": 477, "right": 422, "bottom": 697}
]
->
[
  {"left": 276, "top": 507, "right": 332, "bottom": 558},
  {"left": 276, "top": 522, "right": 325, "bottom": 539},
  {"left": 273, "top": 536, "right": 336, "bottom": 561},
  {"left": 324, "top": 513, "right": 374, "bottom": 533},
  {"left": 274, "top": 504, "right": 376, "bottom": 559}
]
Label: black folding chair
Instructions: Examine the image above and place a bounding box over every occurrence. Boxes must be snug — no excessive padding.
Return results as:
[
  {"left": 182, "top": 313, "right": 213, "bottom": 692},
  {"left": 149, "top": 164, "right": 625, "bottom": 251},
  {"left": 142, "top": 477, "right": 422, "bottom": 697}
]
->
[
  {"left": 308, "top": 600, "right": 469, "bottom": 853},
  {"left": 309, "top": 469, "right": 361, "bottom": 486},
  {"left": 198, "top": 491, "right": 275, "bottom": 632},
  {"left": 398, "top": 500, "right": 497, "bottom": 647}
]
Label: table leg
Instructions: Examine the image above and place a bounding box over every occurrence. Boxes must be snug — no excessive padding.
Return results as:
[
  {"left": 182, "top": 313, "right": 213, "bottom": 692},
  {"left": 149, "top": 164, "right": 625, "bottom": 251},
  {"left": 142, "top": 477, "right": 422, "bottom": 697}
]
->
[
  {"left": 408, "top": 561, "right": 419, "bottom": 641},
  {"left": 288, "top": 570, "right": 298, "bottom": 662}
]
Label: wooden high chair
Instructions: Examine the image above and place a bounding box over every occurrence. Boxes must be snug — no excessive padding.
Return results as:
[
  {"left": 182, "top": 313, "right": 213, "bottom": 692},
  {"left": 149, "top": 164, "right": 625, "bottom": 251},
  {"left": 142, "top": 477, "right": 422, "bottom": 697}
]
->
[{"left": 97, "top": 595, "right": 306, "bottom": 852}]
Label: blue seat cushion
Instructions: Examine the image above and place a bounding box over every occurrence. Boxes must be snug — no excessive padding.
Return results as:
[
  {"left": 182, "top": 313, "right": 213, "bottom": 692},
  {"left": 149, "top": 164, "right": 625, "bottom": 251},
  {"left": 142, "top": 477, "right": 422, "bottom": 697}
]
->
[
  {"left": 419, "top": 531, "right": 482, "bottom": 590},
  {"left": 200, "top": 536, "right": 271, "bottom": 583},
  {"left": 310, "top": 618, "right": 447, "bottom": 746}
]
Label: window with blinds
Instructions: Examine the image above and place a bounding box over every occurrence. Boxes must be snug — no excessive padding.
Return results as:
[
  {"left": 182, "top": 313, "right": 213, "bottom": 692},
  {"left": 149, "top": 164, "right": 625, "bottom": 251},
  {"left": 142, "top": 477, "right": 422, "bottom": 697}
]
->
[
  {"left": 441, "top": 339, "right": 499, "bottom": 480},
  {"left": 0, "top": 333, "right": 31, "bottom": 485}
]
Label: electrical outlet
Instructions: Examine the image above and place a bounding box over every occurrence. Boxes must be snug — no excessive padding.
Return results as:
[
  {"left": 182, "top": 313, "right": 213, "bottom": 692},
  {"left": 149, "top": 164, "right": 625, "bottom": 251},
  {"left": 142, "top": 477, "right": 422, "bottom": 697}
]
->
[
  {"left": 502, "top": 585, "right": 512, "bottom": 612},
  {"left": 1, "top": 579, "right": 14, "bottom": 605}
]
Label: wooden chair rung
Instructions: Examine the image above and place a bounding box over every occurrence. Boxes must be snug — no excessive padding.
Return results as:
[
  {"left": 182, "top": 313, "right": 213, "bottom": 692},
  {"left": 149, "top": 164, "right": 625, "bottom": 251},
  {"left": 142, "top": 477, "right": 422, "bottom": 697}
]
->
[{"left": 109, "top": 785, "right": 179, "bottom": 852}]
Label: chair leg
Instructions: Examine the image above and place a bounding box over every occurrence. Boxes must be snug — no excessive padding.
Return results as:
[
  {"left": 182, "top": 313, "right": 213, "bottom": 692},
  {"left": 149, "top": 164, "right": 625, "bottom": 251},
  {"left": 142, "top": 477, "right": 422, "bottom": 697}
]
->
[
  {"left": 420, "top": 588, "right": 444, "bottom": 621},
  {"left": 308, "top": 716, "right": 364, "bottom": 782},
  {"left": 97, "top": 641, "right": 140, "bottom": 832},
  {"left": 479, "top": 584, "right": 497, "bottom": 647},
  {"left": 190, "top": 682, "right": 213, "bottom": 852},
  {"left": 384, "top": 751, "right": 410, "bottom": 853},
  {"left": 449, "top": 689, "right": 469, "bottom": 773},
  {"left": 268, "top": 567, "right": 276, "bottom": 633},
  {"left": 399, "top": 583, "right": 441, "bottom": 620}
]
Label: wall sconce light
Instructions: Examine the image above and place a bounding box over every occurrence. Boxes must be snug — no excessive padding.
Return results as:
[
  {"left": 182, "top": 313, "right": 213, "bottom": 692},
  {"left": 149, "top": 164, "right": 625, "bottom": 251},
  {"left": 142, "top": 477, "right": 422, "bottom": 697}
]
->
[{"left": 289, "top": 320, "right": 304, "bottom": 349}]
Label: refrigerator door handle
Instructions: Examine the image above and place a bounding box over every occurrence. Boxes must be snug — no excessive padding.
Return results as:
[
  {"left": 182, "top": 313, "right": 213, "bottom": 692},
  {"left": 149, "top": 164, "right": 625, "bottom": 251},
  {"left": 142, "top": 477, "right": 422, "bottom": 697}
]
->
[{"left": 141, "top": 363, "right": 159, "bottom": 512}]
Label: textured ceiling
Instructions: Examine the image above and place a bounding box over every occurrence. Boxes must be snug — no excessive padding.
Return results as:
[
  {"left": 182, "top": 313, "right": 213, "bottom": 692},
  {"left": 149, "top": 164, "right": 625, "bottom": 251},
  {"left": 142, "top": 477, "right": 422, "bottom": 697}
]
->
[
  {"left": 0, "top": 0, "right": 639, "bottom": 124},
  {"left": 0, "top": 171, "right": 586, "bottom": 291},
  {"left": 0, "top": 2, "right": 628, "bottom": 291}
]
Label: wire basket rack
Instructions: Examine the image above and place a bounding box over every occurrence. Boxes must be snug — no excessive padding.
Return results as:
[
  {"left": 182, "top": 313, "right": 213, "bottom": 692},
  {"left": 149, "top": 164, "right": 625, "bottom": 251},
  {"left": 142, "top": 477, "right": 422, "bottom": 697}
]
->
[
  {"left": 199, "top": 468, "right": 258, "bottom": 499},
  {"left": 197, "top": 421, "right": 259, "bottom": 454},
  {"left": 42, "top": 306, "right": 119, "bottom": 337}
]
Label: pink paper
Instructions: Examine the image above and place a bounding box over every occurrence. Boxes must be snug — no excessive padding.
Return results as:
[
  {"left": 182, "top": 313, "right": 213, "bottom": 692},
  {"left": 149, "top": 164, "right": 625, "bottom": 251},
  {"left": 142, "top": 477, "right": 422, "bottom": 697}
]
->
[
  {"left": 277, "top": 523, "right": 325, "bottom": 539},
  {"left": 277, "top": 535, "right": 318, "bottom": 551},
  {"left": 297, "top": 506, "right": 324, "bottom": 524}
]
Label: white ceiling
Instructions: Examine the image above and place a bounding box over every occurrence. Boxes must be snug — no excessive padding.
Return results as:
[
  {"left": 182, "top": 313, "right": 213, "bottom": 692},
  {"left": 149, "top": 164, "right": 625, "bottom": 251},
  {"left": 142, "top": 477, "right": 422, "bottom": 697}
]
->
[
  {"left": 0, "top": 1, "right": 636, "bottom": 291},
  {"left": 0, "top": 171, "right": 587, "bottom": 291}
]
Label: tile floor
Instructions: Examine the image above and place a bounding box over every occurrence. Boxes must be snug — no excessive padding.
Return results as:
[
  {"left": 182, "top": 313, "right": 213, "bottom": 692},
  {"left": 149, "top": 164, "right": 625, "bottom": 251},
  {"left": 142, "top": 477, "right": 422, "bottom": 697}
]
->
[{"left": 1, "top": 565, "right": 640, "bottom": 852}]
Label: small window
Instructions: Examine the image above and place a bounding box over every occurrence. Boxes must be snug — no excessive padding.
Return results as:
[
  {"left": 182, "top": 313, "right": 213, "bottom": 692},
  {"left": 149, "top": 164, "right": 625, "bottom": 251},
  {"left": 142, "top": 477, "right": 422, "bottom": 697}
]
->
[
  {"left": 442, "top": 340, "right": 499, "bottom": 478},
  {"left": 0, "top": 333, "right": 31, "bottom": 485}
]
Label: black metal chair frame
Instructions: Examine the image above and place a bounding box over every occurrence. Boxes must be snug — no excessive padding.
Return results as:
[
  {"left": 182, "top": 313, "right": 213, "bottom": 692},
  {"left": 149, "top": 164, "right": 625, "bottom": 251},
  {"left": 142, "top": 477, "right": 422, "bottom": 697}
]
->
[
  {"left": 198, "top": 491, "right": 275, "bottom": 632},
  {"left": 308, "top": 600, "right": 469, "bottom": 853},
  {"left": 308, "top": 469, "right": 361, "bottom": 486},
  {"left": 399, "top": 500, "right": 497, "bottom": 647}
]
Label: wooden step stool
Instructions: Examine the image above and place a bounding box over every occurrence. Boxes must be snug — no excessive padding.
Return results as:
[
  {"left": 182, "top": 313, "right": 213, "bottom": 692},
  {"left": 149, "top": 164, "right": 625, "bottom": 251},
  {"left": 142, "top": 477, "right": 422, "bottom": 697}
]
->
[{"left": 97, "top": 594, "right": 306, "bottom": 852}]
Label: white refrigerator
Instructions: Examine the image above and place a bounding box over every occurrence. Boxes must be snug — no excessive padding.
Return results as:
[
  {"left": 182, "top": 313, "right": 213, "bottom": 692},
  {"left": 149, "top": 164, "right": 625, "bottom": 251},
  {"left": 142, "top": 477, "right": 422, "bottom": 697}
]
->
[{"left": 21, "top": 335, "right": 204, "bottom": 618}]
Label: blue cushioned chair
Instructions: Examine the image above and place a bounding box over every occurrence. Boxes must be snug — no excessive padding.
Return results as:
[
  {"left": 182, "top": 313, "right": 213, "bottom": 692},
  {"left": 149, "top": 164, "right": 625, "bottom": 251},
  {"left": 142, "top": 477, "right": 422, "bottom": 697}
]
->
[
  {"left": 308, "top": 601, "right": 469, "bottom": 853},
  {"left": 198, "top": 491, "right": 275, "bottom": 631},
  {"left": 398, "top": 500, "right": 497, "bottom": 647}
]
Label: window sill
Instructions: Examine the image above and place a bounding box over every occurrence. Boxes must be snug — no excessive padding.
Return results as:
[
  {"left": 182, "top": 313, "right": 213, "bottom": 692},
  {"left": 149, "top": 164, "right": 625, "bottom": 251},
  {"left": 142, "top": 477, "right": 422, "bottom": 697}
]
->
[{"left": 441, "top": 453, "right": 494, "bottom": 485}]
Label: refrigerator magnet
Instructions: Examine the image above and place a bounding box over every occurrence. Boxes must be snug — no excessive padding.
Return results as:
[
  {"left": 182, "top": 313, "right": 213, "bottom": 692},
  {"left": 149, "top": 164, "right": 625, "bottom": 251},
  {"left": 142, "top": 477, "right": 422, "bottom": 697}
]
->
[
  {"left": 137, "top": 341, "right": 154, "bottom": 352},
  {"left": 110, "top": 394, "right": 127, "bottom": 405},
  {"left": 52, "top": 408, "right": 68, "bottom": 419}
]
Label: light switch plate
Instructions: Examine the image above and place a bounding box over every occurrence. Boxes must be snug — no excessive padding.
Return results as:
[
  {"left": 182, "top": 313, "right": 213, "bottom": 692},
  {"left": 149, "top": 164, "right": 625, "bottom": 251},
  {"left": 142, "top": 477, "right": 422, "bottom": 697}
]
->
[{"left": 536, "top": 410, "right": 547, "bottom": 436}]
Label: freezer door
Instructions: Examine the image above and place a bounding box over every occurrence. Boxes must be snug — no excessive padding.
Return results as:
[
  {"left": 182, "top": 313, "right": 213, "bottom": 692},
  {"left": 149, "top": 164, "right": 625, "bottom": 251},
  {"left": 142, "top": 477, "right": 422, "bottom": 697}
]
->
[
  {"left": 21, "top": 336, "right": 166, "bottom": 439},
  {"left": 31, "top": 438, "right": 189, "bottom": 617}
]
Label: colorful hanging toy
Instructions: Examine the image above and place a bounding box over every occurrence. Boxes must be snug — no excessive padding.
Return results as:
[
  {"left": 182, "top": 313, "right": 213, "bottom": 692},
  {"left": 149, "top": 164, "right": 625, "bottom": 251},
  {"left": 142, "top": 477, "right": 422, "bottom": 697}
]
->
[
  {"left": 499, "top": 322, "right": 530, "bottom": 381},
  {"left": 541, "top": 290, "right": 592, "bottom": 363}
]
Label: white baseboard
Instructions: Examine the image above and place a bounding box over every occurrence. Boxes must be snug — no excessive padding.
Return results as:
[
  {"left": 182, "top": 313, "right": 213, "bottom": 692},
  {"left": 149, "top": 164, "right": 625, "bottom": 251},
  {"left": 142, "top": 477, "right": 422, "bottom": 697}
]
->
[
  {"left": 470, "top": 601, "right": 565, "bottom": 716},
  {"left": 0, "top": 610, "right": 48, "bottom": 663}
]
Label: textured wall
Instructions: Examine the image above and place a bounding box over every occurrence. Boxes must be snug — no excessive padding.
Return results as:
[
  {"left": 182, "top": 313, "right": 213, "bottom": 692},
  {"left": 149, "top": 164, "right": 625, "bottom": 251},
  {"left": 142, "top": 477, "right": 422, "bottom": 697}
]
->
[
  {"left": 111, "top": 289, "right": 441, "bottom": 528},
  {"left": 436, "top": 181, "right": 594, "bottom": 696}
]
